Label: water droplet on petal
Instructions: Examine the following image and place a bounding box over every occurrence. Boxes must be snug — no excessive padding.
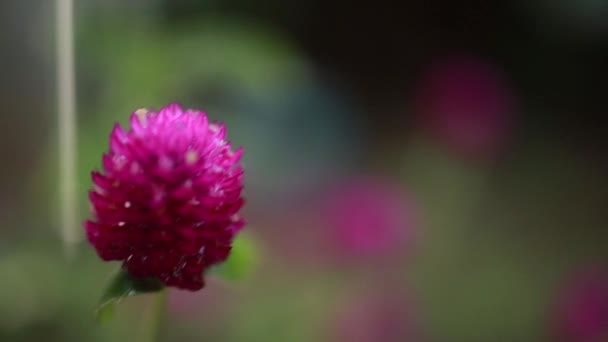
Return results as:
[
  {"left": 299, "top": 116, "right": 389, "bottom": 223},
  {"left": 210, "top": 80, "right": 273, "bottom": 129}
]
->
[
  {"left": 135, "top": 108, "right": 148, "bottom": 121},
  {"left": 130, "top": 162, "right": 141, "bottom": 175},
  {"left": 185, "top": 150, "right": 198, "bottom": 165}
]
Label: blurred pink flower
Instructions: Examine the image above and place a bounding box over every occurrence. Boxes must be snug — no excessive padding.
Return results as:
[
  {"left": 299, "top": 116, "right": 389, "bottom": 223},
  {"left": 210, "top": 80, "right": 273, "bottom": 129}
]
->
[
  {"left": 414, "top": 55, "right": 516, "bottom": 159},
  {"left": 167, "top": 278, "right": 239, "bottom": 337},
  {"left": 322, "top": 178, "right": 416, "bottom": 259},
  {"left": 168, "top": 278, "right": 231, "bottom": 316},
  {"left": 330, "top": 292, "right": 421, "bottom": 342},
  {"left": 552, "top": 267, "right": 608, "bottom": 341}
]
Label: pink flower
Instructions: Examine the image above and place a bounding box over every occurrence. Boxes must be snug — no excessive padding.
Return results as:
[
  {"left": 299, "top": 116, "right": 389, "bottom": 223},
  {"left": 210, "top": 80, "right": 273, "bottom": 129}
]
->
[
  {"left": 552, "top": 267, "right": 608, "bottom": 341},
  {"left": 168, "top": 278, "right": 233, "bottom": 318},
  {"left": 85, "top": 103, "right": 245, "bottom": 290},
  {"left": 330, "top": 292, "right": 421, "bottom": 342},
  {"left": 322, "top": 178, "right": 415, "bottom": 258},
  {"left": 414, "top": 55, "right": 515, "bottom": 159}
]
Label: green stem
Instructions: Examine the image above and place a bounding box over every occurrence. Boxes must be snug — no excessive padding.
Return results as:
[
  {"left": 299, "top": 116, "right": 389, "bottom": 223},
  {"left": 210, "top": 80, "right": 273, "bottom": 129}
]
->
[
  {"left": 56, "top": 0, "right": 79, "bottom": 256},
  {"left": 138, "top": 289, "right": 167, "bottom": 342}
]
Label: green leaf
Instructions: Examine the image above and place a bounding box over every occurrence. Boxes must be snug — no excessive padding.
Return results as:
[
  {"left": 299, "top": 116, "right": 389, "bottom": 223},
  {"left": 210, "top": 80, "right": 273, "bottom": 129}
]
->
[
  {"left": 96, "top": 268, "right": 164, "bottom": 323},
  {"left": 209, "top": 233, "right": 259, "bottom": 281}
]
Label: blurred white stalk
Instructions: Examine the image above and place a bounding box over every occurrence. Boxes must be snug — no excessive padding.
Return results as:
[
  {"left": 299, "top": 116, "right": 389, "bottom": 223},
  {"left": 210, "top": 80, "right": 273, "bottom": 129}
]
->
[{"left": 56, "top": 0, "right": 78, "bottom": 254}]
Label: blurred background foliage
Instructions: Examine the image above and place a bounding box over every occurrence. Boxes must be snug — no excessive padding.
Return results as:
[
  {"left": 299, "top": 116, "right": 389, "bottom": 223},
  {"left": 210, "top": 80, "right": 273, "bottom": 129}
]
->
[{"left": 1, "top": 0, "right": 608, "bottom": 341}]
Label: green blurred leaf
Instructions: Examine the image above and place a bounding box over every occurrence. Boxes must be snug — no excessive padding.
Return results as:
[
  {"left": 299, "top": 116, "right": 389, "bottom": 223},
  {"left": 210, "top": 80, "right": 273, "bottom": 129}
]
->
[
  {"left": 96, "top": 268, "right": 164, "bottom": 323},
  {"left": 209, "top": 233, "right": 259, "bottom": 281}
]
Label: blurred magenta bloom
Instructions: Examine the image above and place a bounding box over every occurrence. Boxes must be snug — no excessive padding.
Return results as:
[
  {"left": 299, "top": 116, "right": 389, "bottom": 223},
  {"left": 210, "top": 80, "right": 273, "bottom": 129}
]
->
[
  {"left": 168, "top": 278, "right": 232, "bottom": 317},
  {"left": 553, "top": 267, "right": 608, "bottom": 341},
  {"left": 322, "top": 178, "right": 415, "bottom": 258},
  {"left": 85, "top": 103, "right": 245, "bottom": 290},
  {"left": 331, "top": 292, "right": 420, "bottom": 342},
  {"left": 414, "top": 55, "right": 515, "bottom": 159}
]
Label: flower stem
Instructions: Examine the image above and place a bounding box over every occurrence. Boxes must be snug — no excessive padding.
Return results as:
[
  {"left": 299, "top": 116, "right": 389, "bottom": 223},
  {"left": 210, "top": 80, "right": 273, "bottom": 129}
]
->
[
  {"left": 138, "top": 289, "right": 168, "bottom": 342},
  {"left": 56, "top": 0, "right": 78, "bottom": 256}
]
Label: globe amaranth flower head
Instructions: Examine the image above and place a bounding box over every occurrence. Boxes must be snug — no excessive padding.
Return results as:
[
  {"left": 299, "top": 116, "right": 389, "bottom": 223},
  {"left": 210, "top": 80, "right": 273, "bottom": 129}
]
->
[{"left": 85, "top": 103, "right": 245, "bottom": 291}]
